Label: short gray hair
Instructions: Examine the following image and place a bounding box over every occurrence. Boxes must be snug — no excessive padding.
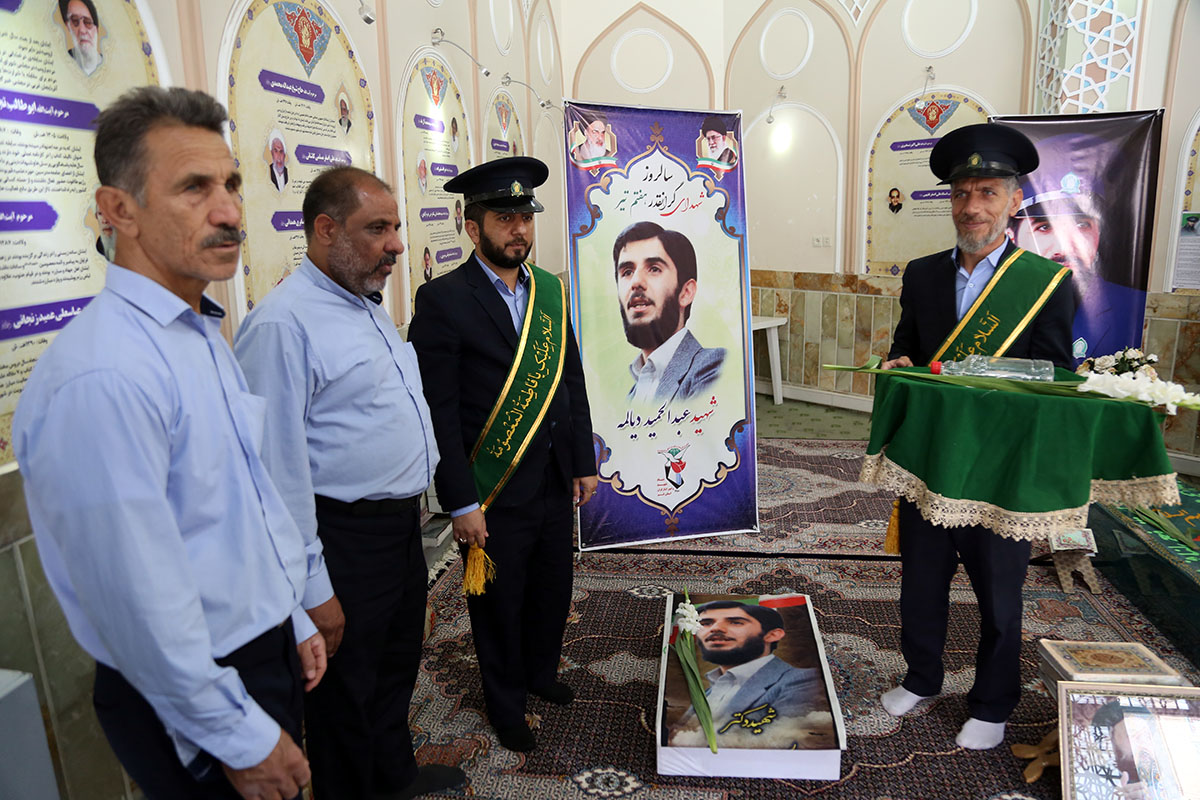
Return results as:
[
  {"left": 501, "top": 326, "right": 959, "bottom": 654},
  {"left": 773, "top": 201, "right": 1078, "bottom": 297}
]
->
[{"left": 94, "top": 86, "right": 227, "bottom": 204}]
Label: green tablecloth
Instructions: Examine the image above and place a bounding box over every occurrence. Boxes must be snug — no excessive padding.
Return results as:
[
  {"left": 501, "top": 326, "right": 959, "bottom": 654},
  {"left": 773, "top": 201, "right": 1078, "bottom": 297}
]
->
[{"left": 860, "top": 368, "right": 1180, "bottom": 541}]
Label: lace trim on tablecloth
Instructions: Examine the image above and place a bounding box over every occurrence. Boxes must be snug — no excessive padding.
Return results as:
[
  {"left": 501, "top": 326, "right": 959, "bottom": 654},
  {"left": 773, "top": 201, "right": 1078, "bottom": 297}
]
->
[{"left": 859, "top": 453, "right": 1180, "bottom": 542}]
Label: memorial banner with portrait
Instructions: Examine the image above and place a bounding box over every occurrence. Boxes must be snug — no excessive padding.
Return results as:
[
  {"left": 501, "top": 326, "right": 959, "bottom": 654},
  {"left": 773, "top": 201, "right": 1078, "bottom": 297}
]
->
[
  {"left": 0, "top": 0, "right": 161, "bottom": 471},
  {"left": 224, "top": 0, "right": 376, "bottom": 316},
  {"left": 995, "top": 111, "right": 1162, "bottom": 362},
  {"left": 657, "top": 593, "right": 844, "bottom": 779},
  {"left": 484, "top": 88, "right": 522, "bottom": 161},
  {"left": 564, "top": 101, "right": 757, "bottom": 550},
  {"left": 865, "top": 91, "right": 989, "bottom": 276},
  {"left": 399, "top": 52, "right": 471, "bottom": 313}
]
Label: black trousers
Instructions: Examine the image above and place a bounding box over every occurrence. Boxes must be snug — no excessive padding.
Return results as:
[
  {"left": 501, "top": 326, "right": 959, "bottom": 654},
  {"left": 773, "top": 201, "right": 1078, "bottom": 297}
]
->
[
  {"left": 465, "top": 470, "right": 574, "bottom": 728},
  {"left": 93, "top": 620, "right": 303, "bottom": 800},
  {"left": 898, "top": 499, "right": 1031, "bottom": 722},
  {"left": 305, "top": 500, "right": 426, "bottom": 800}
]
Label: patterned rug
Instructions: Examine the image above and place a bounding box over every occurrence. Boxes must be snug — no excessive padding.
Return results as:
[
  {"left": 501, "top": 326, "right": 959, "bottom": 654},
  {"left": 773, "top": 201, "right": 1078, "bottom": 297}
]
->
[
  {"left": 623, "top": 439, "right": 896, "bottom": 558},
  {"left": 411, "top": 552, "right": 1200, "bottom": 799},
  {"left": 623, "top": 439, "right": 1055, "bottom": 560}
]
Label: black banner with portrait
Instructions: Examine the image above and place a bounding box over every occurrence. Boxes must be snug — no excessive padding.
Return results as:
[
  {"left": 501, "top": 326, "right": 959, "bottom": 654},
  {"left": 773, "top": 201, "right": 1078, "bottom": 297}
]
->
[{"left": 993, "top": 111, "right": 1163, "bottom": 363}]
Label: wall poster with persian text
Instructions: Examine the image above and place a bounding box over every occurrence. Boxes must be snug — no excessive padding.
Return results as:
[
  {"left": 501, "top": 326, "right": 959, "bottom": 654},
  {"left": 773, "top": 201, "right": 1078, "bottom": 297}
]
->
[
  {"left": 484, "top": 88, "right": 522, "bottom": 161},
  {"left": 399, "top": 52, "right": 472, "bottom": 315},
  {"left": 224, "top": 0, "right": 375, "bottom": 315},
  {"left": 0, "top": 0, "right": 161, "bottom": 471},
  {"left": 864, "top": 91, "right": 989, "bottom": 276}
]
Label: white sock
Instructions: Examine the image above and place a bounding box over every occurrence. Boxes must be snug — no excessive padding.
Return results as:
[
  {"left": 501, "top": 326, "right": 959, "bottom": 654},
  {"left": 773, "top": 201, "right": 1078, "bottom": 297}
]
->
[
  {"left": 881, "top": 686, "right": 932, "bottom": 716},
  {"left": 956, "top": 718, "right": 1006, "bottom": 750}
]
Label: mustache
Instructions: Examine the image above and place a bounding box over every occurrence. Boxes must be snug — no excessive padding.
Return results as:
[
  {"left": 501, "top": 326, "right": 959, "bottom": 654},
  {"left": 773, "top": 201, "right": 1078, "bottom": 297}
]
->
[
  {"left": 377, "top": 253, "right": 397, "bottom": 268},
  {"left": 625, "top": 289, "right": 653, "bottom": 307},
  {"left": 201, "top": 227, "right": 240, "bottom": 248}
]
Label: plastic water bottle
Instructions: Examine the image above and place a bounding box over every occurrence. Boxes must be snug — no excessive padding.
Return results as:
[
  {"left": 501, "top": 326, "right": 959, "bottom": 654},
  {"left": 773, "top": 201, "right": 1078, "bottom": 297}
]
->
[{"left": 929, "top": 354, "right": 1055, "bottom": 382}]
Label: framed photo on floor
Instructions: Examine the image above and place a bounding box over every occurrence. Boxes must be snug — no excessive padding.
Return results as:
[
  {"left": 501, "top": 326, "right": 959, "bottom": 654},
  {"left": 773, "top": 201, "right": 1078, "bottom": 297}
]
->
[{"left": 1058, "top": 681, "right": 1200, "bottom": 799}]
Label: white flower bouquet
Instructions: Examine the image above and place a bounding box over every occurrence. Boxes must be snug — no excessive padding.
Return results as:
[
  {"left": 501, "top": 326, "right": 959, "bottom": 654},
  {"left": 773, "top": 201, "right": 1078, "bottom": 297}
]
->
[
  {"left": 1076, "top": 347, "right": 1159, "bottom": 379},
  {"left": 1076, "top": 350, "right": 1199, "bottom": 415},
  {"left": 672, "top": 590, "right": 718, "bottom": 753}
]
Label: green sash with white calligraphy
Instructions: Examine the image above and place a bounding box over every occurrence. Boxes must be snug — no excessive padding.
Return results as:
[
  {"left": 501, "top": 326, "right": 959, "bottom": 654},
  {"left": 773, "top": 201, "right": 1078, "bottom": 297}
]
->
[
  {"left": 469, "top": 263, "right": 567, "bottom": 511},
  {"left": 930, "top": 248, "right": 1071, "bottom": 364}
]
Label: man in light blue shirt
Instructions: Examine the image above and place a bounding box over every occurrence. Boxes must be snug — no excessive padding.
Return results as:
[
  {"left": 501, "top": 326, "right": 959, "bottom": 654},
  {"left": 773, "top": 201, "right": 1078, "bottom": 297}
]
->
[
  {"left": 14, "top": 87, "right": 323, "bottom": 799},
  {"left": 234, "top": 166, "right": 463, "bottom": 800}
]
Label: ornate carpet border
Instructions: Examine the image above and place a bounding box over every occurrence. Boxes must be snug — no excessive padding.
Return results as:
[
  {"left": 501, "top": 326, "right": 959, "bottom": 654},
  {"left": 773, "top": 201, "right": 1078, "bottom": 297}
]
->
[{"left": 860, "top": 453, "right": 1179, "bottom": 541}]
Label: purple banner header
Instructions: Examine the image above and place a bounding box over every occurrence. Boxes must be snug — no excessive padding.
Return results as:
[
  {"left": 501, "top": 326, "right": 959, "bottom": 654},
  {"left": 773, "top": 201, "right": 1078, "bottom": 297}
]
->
[
  {"left": 890, "top": 138, "right": 938, "bottom": 152},
  {"left": 436, "top": 247, "right": 462, "bottom": 264},
  {"left": 0, "top": 90, "right": 99, "bottom": 130},
  {"left": 0, "top": 296, "right": 93, "bottom": 341},
  {"left": 0, "top": 201, "right": 57, "bottom": 232},
  {"left": 295, "top": 146, "right": 352, "bottom": 167},
  {"left": 911, "top": 189, "right": 950, "bottom": 200},
  {"left": 0, "top": 0, "right": 21, "bottom": 11},
  {"left": 420, "top": 207, "right": 448, "bottom": 221},
  {"left": 430, "top": 162, "right": 457, "bottom": 177},
  {"left": 413, "top": 114, "right": 445, "bottom": 133},
  {"left": 270, "top": 211, "right": 304, "bottom": 231},
  {"left": 258, "top": 69, "right": 324, "bottom": 104},
  {"left": 490, "top": 138, "right": 509, "bottom": 152}
]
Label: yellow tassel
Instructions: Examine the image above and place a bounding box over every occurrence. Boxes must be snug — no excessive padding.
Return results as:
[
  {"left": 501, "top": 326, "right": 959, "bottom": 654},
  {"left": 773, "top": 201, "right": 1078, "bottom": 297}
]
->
[
  {"left": 884, "top": 498, "right": 901, "bottom": 555},
  {"left": 462, "top": 544, "right": 496, "bottom": 596}
]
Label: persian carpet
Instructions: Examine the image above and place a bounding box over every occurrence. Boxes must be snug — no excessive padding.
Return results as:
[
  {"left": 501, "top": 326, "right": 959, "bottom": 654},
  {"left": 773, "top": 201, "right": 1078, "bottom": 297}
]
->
[
  {"left": 411, "top": 550, "right": 1199, "bottom": 799},
  {"left": 622, "top": 439, "right": 1053, "bottom": 560}
]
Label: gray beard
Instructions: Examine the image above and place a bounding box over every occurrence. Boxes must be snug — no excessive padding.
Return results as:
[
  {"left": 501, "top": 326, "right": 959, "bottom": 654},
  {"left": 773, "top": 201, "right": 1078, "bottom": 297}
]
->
[
  {"left": 955, "top": 215, "right": 1009, "bottom": 254},
  {"left": 328, "top": 234, "right": 390, "bottom": 295},
  {"left": 72, "top": 40, "right": 101, "bottom": 75},
  {"left": 98, "top": 232, "right": 116, "bottom": 260}
]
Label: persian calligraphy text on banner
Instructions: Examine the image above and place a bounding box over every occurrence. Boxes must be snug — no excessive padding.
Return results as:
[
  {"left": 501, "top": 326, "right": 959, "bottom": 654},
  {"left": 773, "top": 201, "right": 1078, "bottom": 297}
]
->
[
  {"left": 0, "top": 0, "right": 161, "bottom": 471},
  {"left": 399, "top": 52, "right": 472, "bottom": 315},
  {"left": 224, "top": 0, "right": 375, "bottom": 316},
  {"left": 564, "top": 101, "right": 758, "bottom": 550}
]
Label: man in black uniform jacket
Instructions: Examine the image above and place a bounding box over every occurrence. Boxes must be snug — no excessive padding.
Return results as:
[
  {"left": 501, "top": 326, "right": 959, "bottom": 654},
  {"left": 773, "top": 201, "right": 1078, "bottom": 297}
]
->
[
  {"left": 408, "top": 156, "right": 597, "bottom": 753},
  {"left": 878, "top": 123, "right": 1075, "bottom": 750}
]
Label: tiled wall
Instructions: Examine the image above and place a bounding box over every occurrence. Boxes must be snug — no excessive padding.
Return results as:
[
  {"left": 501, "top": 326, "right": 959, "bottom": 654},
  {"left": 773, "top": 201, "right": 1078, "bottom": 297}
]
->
[
  {"left": 0, "top": 471, "right": 132, "bottom": 800},
  {"left": 750, "top": 271, "right": 1200, "bottom": 460}
]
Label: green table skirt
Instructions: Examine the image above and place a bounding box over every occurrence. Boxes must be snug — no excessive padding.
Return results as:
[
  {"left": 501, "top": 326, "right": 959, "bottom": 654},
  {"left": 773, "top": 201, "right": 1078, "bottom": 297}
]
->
[{"left": 861, "top": 369, "right": 1180, "bottom": 541}]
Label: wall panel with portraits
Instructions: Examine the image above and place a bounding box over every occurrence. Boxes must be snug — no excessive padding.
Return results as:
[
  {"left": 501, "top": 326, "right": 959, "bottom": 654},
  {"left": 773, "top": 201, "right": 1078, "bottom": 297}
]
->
[
  {"left": 221, "top": 0, "right": 377, "bottom": 317},
  {"left": 0, "top": 0, "right": 164, "bottom": 472},
  {"left": 397, "top": 50, "right": 473, "bottom": 314}
]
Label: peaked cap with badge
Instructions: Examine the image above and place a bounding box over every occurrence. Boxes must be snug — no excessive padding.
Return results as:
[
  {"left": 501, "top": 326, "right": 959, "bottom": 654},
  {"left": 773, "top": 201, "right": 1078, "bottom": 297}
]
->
[
  {"left": 1013, "top": 132, "right": 1112, "bottom": 221},
  {"left": 929, "top": 123, "right": 1039, "bottom": 185},
  {"left": 444, "top": 156, "right": 549, "bottom": 213}
]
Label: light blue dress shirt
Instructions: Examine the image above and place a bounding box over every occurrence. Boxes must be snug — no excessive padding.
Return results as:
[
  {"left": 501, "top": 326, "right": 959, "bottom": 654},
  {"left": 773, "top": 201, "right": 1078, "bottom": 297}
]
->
[
  {"left": 448, "top": 257, "right": 530, "bottom": 519},
  {"left": 13, "top": 264, "right": 316, "bottom": 770},
  {"left": 234, "top": 257, "right": 439, "bottom": 566},
  {"left": 953, "top": 239, "right": 1008, "bottom": 321},
  {"left": 477, "top": 255, "right": 530, "bottom": 331}
]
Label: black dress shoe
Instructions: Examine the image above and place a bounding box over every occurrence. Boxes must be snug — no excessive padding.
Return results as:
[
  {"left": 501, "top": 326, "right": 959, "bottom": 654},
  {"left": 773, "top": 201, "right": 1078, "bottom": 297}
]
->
[
  {"left": 531, "top": 681, "right": 574, "bottom": 705},
  {"left": 377, "top": 764, "right": 467, "bottom": 800},
  {"left": 496, "top": 723, "right": 536, "bottom": 752}
]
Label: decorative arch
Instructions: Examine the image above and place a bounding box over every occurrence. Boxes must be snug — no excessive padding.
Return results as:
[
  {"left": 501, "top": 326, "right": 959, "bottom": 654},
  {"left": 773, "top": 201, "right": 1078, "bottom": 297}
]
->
[
  {"left": 570, "top": 2, "right": 715, "bottom": 108},
  {"left": 1159, "top": 0, "right": 1200, "bottom": 291},
  {"left": 725, "top": 1, "right": 854, "bottom": 270},
  {"left": 744, "top": 102, "right": 846, "bottom": 272}
]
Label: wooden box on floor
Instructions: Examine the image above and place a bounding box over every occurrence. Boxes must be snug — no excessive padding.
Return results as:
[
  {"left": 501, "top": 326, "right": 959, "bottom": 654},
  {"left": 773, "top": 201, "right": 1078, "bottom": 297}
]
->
[{"left": 656, "top": 592, "right": 846, "bottom": 780}]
